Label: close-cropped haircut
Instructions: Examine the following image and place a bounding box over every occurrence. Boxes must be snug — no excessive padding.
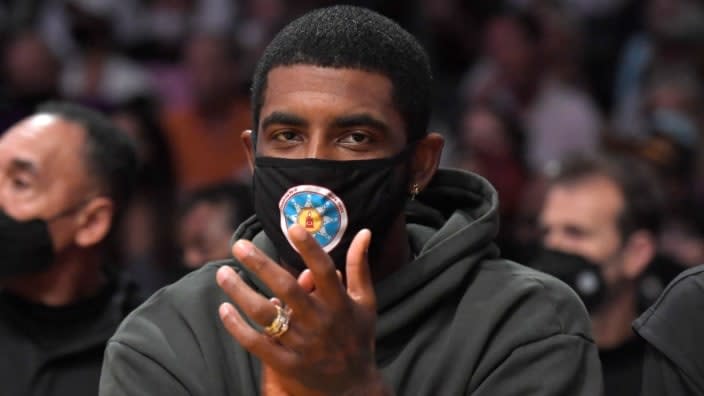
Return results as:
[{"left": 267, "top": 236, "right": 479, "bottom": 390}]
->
[
  {"left": 251, "top": 5, "right": 432, "bottom": 146},
  {"left": 37, "top": 101, "right": 138, "bottom": 219},
  {"left": 547, "top": 152, "right": 665, "bottom": 241}
]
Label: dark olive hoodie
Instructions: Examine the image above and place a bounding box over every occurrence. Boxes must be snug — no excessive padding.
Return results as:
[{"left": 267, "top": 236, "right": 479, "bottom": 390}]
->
[{"left": 100, "top": 169, "right": 603, "bottom": 395}]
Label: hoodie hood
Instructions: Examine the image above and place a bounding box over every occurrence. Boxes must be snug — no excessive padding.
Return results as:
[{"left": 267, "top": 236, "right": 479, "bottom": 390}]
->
[{"left": 231, "top": 168, "right": 500, "bottom": 332}]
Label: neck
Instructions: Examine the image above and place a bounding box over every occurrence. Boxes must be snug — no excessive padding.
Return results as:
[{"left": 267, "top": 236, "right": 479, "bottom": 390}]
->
[
  {"left": 2, "top": 247, "right": 106, "bottom": 306},
  {"left": 591, "top": 283, "right": 638, "bottom": 349}
]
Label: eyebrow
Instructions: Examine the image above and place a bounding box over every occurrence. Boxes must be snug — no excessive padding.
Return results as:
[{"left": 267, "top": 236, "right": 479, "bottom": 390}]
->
[
  {"left": 332, "top": 113, "right": 391, "bottom": 135},
  {"left": 260, "top": 112, "right": 308, "bottom": 130},
  {"left": 9, "top": 158, "right": 38, "bottom": 175}
]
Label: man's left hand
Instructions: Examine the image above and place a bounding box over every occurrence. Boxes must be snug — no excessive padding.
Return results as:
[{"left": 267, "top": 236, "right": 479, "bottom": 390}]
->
[{"left": 216, "top": 225, "right": 392, "bottom": 396}]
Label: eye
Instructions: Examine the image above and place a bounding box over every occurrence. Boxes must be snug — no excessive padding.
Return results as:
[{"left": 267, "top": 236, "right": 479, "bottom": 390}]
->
[
  {"left": 272, "top": 130, "right": 302, "bottom": 142},
  {"left": 11, "top": 176, "right": 31, "bottom": 190},
  {"left": 338, "top": 132, "right": 371, "bottom": 145}
]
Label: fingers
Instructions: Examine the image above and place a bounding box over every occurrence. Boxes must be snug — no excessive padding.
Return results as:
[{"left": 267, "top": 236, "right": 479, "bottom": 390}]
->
[
  {"left": 345, "top": 229, "right": 375, "bottom": 311},
  {"left": 297, "top": 269, "right": 343, "bottom": 293},
  {"left": 287, "top": 225, "right": 346, "bottom": 306},
  {"left": 216, "top": 266, "right": 278, "bottom": 326},
  {"left": 218, "top": 302, "right": 296, "bottom": 373},
  {"left": 231, "top": 239, "right": 313, "bottom": 319}
]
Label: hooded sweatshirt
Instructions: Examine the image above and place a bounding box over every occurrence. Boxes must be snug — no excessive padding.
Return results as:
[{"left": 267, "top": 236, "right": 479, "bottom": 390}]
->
[
  {"left": 100, "top": 169, "right": 603, "bottom": 395},
  {"left": 633, "top": 265, "right": 704, "bottom": 395}
]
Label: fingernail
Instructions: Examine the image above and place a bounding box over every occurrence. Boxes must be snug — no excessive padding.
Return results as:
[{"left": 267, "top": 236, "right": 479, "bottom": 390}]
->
[
  {"left": 233, "top": 240, "right": 253, "bottom": 258},
  {"left": 219, "top": 302, "right": 233, "bottom": 319},
  {"left": 216, "top": 266, "right": 234, "bottom": 287},
  {"left": 288, "top": 224, "right": 308, "bottom": 242}
]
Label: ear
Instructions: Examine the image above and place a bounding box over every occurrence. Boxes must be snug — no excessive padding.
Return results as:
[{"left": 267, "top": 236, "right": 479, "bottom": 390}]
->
[
  {"left": 622, "top": 230, "right": 656, "bottom": 280},
  {"left": 409, "top": 132, "right": 444, "bottom": 192},
  {"left": 241, "top": 129, "right": 255, "bottom": 174},
  {"left": 74, "top": 197, "right": 114, "bottom": 247}
]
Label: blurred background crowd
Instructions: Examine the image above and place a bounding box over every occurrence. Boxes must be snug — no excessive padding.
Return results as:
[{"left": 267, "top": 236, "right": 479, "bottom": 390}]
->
[
  {"left": 3, "top": 0, "right": 704, "bottom": 299},
  {"left": 3, "top": 0, "right": 704, "bottom": 394}
]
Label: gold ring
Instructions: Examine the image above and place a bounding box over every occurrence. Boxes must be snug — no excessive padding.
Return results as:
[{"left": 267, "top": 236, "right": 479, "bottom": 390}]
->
[{"left": 263, "top": 305, "right": 291, "bottom": 338}]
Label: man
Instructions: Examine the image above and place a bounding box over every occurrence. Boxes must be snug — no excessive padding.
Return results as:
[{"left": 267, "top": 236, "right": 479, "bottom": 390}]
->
[
  {"left": 180, "top": 182, "right": 254, "bottom": 269},
  {"left": 162, "top": 32, "right": 252, "bottom": 191},
  {"left": 633, "top": 264, "right": 704, "bottom": 395},
  {"left": 537, "top": 152, "right": 664, "bottom": 396},
  {"left": 101, "top": 6, "right": 602, "bottom": 395},
  {"left": 0, "top": 101, "right": 140, "bottom": 395}
]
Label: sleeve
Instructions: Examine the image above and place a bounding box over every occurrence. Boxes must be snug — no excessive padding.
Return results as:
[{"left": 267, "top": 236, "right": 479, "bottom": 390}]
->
[
  {"left": 99, "top": 340, "right": 190, "bottom": 396},
  {"left": 641, "top": 344, "right": 700, "bottom": 396},
  {"left": 469, "top": 334, "right": 604, "bottom": 396}
]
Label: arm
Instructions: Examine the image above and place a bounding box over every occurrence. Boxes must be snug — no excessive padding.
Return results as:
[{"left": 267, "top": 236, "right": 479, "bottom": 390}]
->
[
  {"left": 100, "top": 340, "right": 190, "bottom": 396},
  {"left": 470, "top": 334, "right": 603, "bottom": 396}
]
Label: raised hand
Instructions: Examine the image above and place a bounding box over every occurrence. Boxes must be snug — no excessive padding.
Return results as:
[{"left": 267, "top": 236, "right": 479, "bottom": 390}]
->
[{"left": 216, "top": 225, "right": 392, "bottom": 396}]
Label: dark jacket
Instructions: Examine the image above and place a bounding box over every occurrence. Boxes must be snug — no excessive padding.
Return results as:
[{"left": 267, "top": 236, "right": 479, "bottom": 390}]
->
[
  {"left": 0, "top": 274, "right": 141, "bottom": 396},
  {"left": 100, "top": 169, "right": 603, "bottom": 395},
  {"left": 633, "top": 264, "right": 704, "bottom": 396}
]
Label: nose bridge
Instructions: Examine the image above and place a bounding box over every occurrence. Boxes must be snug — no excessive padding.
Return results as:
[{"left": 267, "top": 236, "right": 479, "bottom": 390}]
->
[
  {"left": 543, "top": 226, "right": 565, "bottom": 251},
  {"left": 305, "top": 127, "right": 329, "bottom": 159}
]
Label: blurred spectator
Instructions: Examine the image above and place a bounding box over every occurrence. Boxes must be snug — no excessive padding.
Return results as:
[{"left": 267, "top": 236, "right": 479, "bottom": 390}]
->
[
  {"left": 59, "top": 0, "right": 151, "bottom": 107},
  {"left": 0, "top": 102, "right": 141, "bottom": 396},
  {"left": 452, "top": 103, "right": 531, "bottom": 260},
  {"left": 462, "top": 9, "right": 602, "bottom": 171},
  {"left": 633, "top": 264, "right": 704, "bottom": 395},
  {"left": 110, "top": 96, "right": 182, "bottom": 296},
  {"left": 535, "top": 152, "right": 665, "bottom": 396},
  {"left": 0, "top": 29, "right": 61, "bottom": 132},
  {"left": 659, "top": 207, "right": 704, "bottom": 268},
  {"left": 162, "top": 32, "right": 251, "bottom": 192},
  {"left": 613, "top": 0, "right": 704, "bottom": 137},
  {"left": 179, "top": 182, "right": 254, "bottom": 269},
  {"left": 130, "top": 0, "right": 238, "bottom": 62},
  {"left": 234, "top": 0, "right": 287, "bottom": 79}
]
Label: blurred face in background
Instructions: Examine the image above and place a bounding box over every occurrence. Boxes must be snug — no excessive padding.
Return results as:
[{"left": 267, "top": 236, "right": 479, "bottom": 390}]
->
[
  {"left": 3, "top": 32, "right": 59, "bottom": 101},
  {"left": 484, "top": 16, "right": 540, "bottom": 89},
  {"left": 180, "top": 201, "right": 234, "bottom": 269},
  {"left": 184, "top": 34, "right": 238, "bottom": 107},
  {"left": 539, "top": 175, "right": 628, "bottom": 288}
]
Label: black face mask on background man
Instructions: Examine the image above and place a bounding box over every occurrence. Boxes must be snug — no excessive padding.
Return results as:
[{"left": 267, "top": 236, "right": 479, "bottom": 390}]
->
[
  {"left": 0, "top": 200, "right": 88, "bottom": 279},
  {"left": 252, "top": 148, "right": 412, "bottom": 273},
  {"left": 530, "top": 248, "right": 607, "bottom": 312},
  {"left": 0, "top": 210, "right": 55, "bottom": 278}
]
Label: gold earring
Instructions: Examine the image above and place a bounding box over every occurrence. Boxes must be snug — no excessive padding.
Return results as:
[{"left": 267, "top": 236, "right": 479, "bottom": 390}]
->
[{"left": 410, "top": 183, "right": 420, "bottom": 200}]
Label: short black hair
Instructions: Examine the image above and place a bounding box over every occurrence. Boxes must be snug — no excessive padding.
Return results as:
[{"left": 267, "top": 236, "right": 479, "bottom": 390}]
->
[
  {"left": 547, "top": 152, "right": 665, "bottom": 240},
  {"left": 251, "top": 5, "right": 432, "bottom": 146},
  {"left": 37, "top": 101, "right": 138, "bottom": 218},
  {"left": 181, "top": 182, "right": 254, "bottom": 231}
]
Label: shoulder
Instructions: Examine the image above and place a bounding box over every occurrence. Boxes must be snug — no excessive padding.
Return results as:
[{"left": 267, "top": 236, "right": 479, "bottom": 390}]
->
[
  {"left": 634, "top": 265, "right": 704, "bottom": 345},
  {"left": 470, "top": 259, "right": 594, "bottom": 342},
  {"left": 110, "top": 261, "right": 230, "bottom": 349}
]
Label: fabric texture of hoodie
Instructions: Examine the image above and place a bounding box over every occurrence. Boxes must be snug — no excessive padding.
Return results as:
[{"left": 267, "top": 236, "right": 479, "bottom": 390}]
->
[{"left": 100, "top": 169, "right": 603, "bottom": 395}]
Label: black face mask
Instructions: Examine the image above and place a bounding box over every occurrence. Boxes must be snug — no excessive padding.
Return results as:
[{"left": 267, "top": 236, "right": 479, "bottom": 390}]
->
[
  {"left": 530, "top": 248, "right": 606, "bottom": 312},
  {"left": 0, "top": 200, "right": 88, "bottom": 279},
  {"left": 252, "top": 149, "right": 412, "bottom": 272},
  {"left": 0, "top": 210, "right": 55, "bottom": 278}
]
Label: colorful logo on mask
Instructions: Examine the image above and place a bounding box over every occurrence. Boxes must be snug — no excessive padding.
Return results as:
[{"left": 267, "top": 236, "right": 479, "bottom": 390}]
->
[{"left": 279, "top": 185, "right": 348, "bottom": 253}]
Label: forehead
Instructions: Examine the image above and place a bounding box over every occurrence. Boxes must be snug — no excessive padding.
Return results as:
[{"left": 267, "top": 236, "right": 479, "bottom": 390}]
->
[
  {"left": 542, "top": 176, "right": 624, "bottom": 227},
  {"left": 261, "top": 65, "right": 401, "bottom": 123},
  {"left": 0, "top": 115, "right": 87, "bottom": 179}
]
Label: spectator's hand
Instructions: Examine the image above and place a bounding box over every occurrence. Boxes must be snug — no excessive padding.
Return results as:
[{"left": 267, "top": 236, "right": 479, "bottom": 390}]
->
[{"left": 217, "top": 225, "right": 392, "bottom": 396}]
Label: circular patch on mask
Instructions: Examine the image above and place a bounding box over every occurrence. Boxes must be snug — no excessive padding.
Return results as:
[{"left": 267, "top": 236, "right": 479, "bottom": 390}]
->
[{"left": 279, "top": 185, "right": 347, "bottom": 253}]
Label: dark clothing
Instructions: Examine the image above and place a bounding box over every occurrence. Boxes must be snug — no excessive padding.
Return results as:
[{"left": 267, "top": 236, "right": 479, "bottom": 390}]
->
[
  {"left": 600, "top": 337, "right": 644, "bottom": 396},
  {"left": 633, "top": 265, "right": 704, "bottom": 395},
  {"left": 100, "top": 169, "right": 603, "bottom": 395},
  {"left": 0, "top": 275, "right": 142, "bottom": 396}
]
